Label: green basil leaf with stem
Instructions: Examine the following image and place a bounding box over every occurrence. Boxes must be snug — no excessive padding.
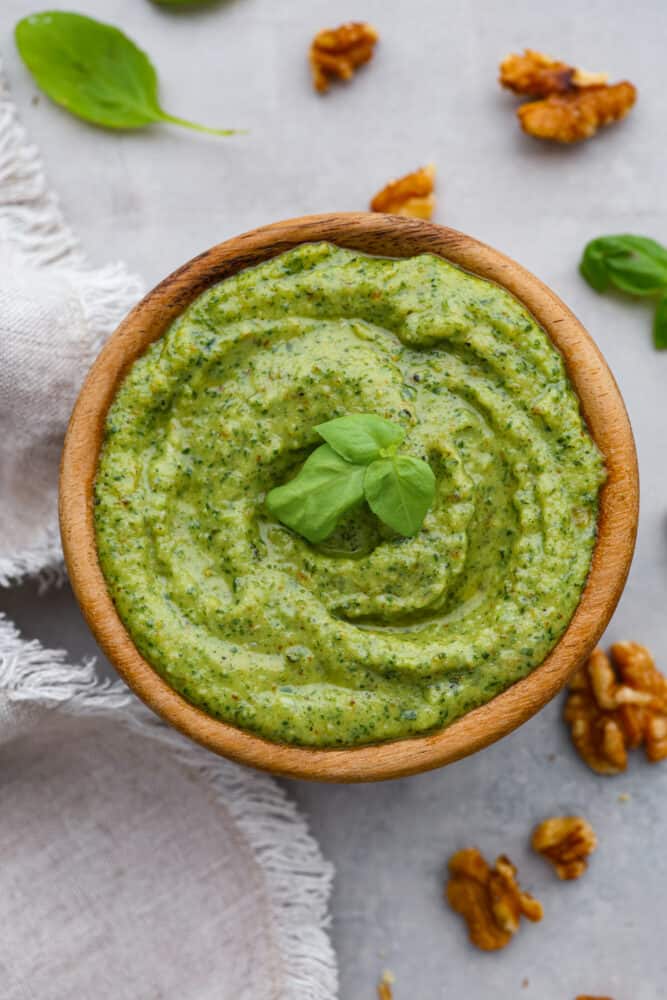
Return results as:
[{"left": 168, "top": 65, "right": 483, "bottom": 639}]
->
[
  {"left": 315, "top": 414, "right": 405, "bottom": 465},
  {"left": 15, "top": 11, "right": 240, "bottom": 135},
  {"left": 580, "top": 234, "right": 667, "bottom": 296},
  {"left": 266, "top": 444, "right": 365, "bottom": 544},
  {"left": 654, "top": 292, "right": 667, "bottom": 350},
  {"left": 364, "top": 455, "right": 435, "bottom": 537}
]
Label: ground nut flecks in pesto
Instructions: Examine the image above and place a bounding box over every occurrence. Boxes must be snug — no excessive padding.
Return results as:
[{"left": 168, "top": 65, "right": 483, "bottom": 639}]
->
[{"left": 95, "top": 243, "right": 606, "bottom": 747}]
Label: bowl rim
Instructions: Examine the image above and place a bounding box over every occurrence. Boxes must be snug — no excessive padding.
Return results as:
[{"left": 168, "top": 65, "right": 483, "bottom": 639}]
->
[{"left": 59, "top": 212, "right": 639, "bottom": 782}]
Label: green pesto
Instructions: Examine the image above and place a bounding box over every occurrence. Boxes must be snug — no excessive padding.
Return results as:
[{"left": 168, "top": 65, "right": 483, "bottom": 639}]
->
[{"left": 95, "top": 243, "right": 606, "bottom": 747}]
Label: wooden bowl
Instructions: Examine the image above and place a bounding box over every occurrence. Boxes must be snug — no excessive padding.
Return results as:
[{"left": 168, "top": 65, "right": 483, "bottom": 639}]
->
[{"left": 59, "top": 213, "right": 638, "bottom": 782}]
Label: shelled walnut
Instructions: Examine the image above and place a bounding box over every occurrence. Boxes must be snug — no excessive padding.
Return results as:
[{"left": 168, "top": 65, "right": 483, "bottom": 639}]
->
[
  {"left": 500, "top": 49, "right": 608, "bottom": 97},
  {"left": 531, "top": 816, "right": 597, "bottom": 880},
  {"left": 377, "top": 972, "right": 394, "bottom": 1000},
  {"left": 370, "top": 164, "right": 436, "bottom": 219},
  {"left": 564, "top": 643, "right": 667, "bottom": 774},
  {"left": 499, "top": 49, "right": 636, "bottom": 143},
  {"left": 446, "top": 848, "right": 542, "bottom": 951},
  {"left": 309, "top": 22, "right": 379, "bottom": 93},
  {"left": 517, "top": 82, "right": 636, "bottom": 143}
]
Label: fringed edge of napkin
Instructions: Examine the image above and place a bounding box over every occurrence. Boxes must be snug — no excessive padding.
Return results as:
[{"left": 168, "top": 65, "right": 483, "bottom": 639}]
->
[
  {"left": 0, "top": 613, "right": 339, "bottom": 1000},
  {"left": 0, "top": 64, "right": 144, "bottom": 588}
]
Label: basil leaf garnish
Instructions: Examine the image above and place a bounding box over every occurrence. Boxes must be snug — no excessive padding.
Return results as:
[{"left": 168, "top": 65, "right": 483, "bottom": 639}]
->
[
  {"left": 605, "top": 255, "right": 667, "bottom": 296},
  {"left": 267, "top": 414, "right": 436, "bottom": 542},
  {"left": 581, "top": 235, "right": 667, "bottom": 295},
  {"left": 579, "top": 245, "right": 611, "bottom": 293},
  {"left": 364, "top": 455, "right": 436, "bottom": 537},
  {"left": 315, "top": 414, "right": 405, "bottom": 465},
  {"left": 15, "top": 12, "right": 240, "bottom": 135},
  {"left": 580, "top": 234, "right": 667, "bottom": 348},
  {"left": 266, "top": 445, "right": 365, "bottom": 544},
  {"left": 595, "top": 235, "right": 667, "bottom": 266}
]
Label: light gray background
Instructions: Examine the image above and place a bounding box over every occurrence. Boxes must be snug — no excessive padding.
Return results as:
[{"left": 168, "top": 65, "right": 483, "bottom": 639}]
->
[{"left": 2, "top": 1, "right": 666, "bottom": 997}]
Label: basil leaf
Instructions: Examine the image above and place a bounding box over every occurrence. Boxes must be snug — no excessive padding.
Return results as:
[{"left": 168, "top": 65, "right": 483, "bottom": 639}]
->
[
  {"left": 580, "top": 235, "right": 667, "bottom": 296},
  {"left": 268, "top": 416, "right": 434, "bottom": 543},
  {"left": 266, "top": 445, "right": 365, "bottom": 543},
  {"left": 606, "top": 255, "right": 667, "bottom": 296},
  {"left": 15, "top": 12, "right": 239, "bottom": 135},
  {"left": 654, "top": 293, "right": 667, "bottom": 350},
  {"left": 316, "top": 414, "right": 405, "bottom": 465},
  {"left": 580, "top": 245, "right": 613, "bottom": 292},
  {"left": 364, "top": 455, "right": 435, "bottom": 537},
  {"left": 592, "top": 235, "right": 667, "bottom": 266}
]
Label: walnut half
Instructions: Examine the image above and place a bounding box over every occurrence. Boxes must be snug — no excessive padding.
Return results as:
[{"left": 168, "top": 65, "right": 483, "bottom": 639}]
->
[
  {"left": 309, "top": 22, "right": 379, "bottom": 93},
  {"left": 446, "top": 847, "right": 543, "bottom": 951},
  {"left": 517, "top": 82, "right": 637, "bottom": 143},
  {"left": 531, "top": 816, "right": 597, "bottom": 880},
  {"left": 564, "top": 643, "right": 667, "bottom": 774},
  {"left": 500, "top": 49, "right": 608, "bottom": 98},
  {"left": 370, "top": 164, "right": 436, "bottom": 220}
]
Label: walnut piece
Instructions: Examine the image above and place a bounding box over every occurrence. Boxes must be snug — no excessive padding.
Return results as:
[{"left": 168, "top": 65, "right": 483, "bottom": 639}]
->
[
  {"left": 499, "top": 49, "right": 636, "bottom": 143},
  {"left": 518, "top": 82, "right": 637, "bottom": 143},
  {"left": 377, "top": 974, "right": 393, "bottom": 1000},
  {"left": 565, "top": 643, "right": 667, "bottom": 774},
  {"left": 446, "top": 848, "right": 543, "bottom": 951},
  {"left": 531, "top": 816, "right": 597, "bottom": 880},
  {"left": 370, "top": 164, "right": 436, "bottom": 219},
  {"left": 499, "top": 49, "right": 608, "bottom": 97},
  {"left": 309, "top": 22, "right": 379, "bottom": 93}
]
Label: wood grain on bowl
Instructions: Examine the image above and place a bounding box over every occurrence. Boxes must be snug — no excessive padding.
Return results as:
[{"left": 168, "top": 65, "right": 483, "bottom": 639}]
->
[{"left": 59, "top": 213, "right": 639, "bottom": 781}]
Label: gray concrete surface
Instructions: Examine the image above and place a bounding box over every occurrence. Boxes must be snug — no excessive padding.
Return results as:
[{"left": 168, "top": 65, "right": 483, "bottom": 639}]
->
[{"left": 2, "top": 0, "right": 667, "bottom": 997}]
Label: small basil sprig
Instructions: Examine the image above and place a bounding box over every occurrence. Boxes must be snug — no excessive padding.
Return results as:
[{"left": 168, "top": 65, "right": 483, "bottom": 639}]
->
[
  {"left": 264, "top": 445, "right": 366, "bottom": 544},
  {"left": 580, "top": 235, "right": 667, "bottom": 349},
  {"left": 364, "top": 455, "right": 435, "bottom": 537},
  {"left": 266, "top": 414, "right": 435, "bottom": 543},
  {"left": 316, "top": 413, "right": 405, "bottom": 464},
  {"left": 15, "top": 11, "right": 240, "bottom": 135}
]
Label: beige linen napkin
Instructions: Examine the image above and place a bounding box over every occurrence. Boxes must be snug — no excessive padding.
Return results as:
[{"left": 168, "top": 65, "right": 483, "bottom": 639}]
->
[
  {"left": 0, "top": 617, "right": 336, "bottom": 1000},
  {"left": 0, "top": 64, "right": 337, "bottom": 1000},
  {"left": 0, "top": 64, "right": 143, "bottom": 586}
]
